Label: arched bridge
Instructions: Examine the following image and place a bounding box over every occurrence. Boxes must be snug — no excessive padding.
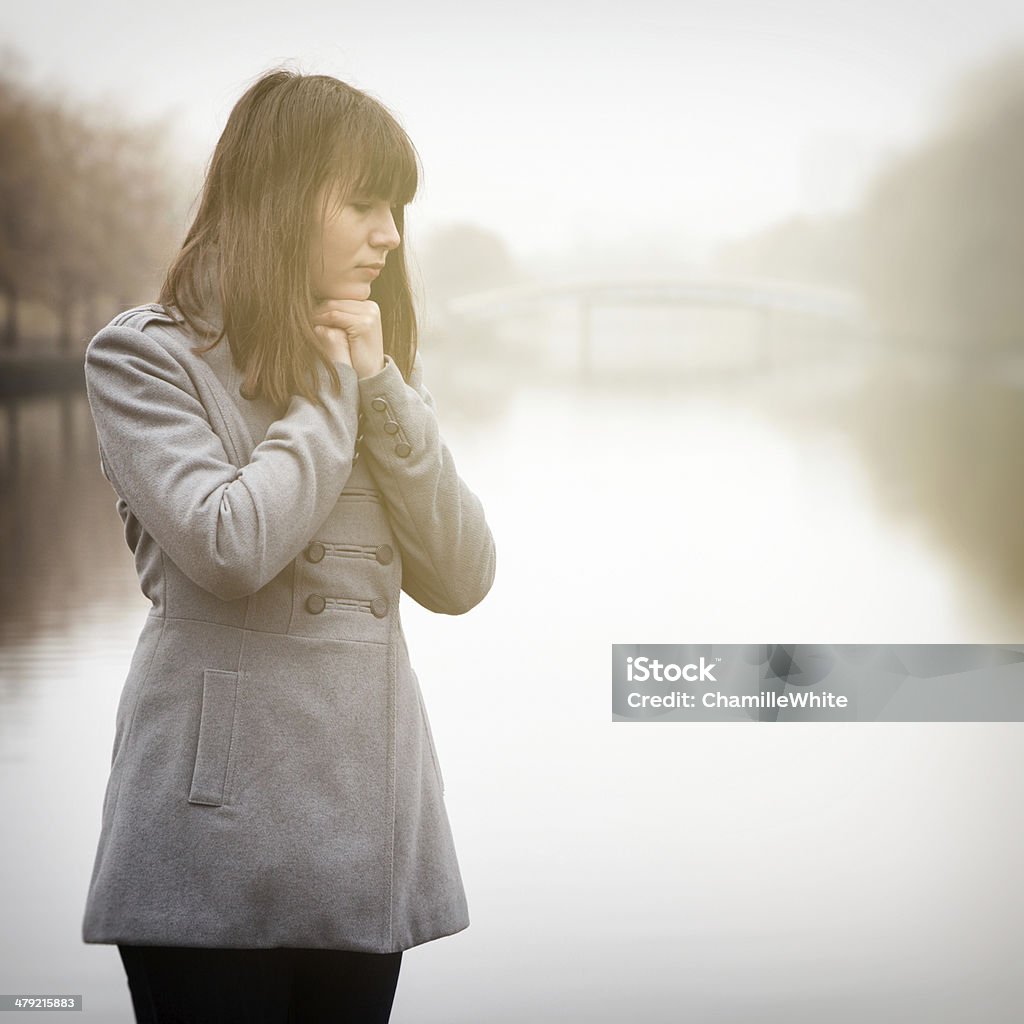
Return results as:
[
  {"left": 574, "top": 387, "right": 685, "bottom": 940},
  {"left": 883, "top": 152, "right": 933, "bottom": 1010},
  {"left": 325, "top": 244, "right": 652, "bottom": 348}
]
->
[{"left": 445, "top": 274, "right": 875, "bottom": 377}]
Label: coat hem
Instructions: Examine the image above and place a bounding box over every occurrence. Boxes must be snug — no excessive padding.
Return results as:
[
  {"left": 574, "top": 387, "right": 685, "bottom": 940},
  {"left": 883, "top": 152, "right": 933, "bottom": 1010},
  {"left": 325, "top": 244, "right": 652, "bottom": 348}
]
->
[{"left": 81, "top": 918, "right": 470, "bottom": 955}]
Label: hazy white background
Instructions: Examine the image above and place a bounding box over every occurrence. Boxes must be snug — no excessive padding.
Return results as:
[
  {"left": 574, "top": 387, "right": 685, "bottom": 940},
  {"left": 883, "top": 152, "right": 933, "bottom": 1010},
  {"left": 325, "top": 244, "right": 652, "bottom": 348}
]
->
[
  {"left": 2, "top": 2, "right": 1023, "bottom": 1022},
  {"left": 5, "top": 0, "right": 1024, "bottom": 260}
]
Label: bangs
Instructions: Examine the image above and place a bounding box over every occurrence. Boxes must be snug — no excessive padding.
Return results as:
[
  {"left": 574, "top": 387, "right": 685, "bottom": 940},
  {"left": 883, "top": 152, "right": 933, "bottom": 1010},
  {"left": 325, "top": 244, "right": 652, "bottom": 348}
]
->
[{"left": 329, "top": 97, "right": 420, "bottom": 211}]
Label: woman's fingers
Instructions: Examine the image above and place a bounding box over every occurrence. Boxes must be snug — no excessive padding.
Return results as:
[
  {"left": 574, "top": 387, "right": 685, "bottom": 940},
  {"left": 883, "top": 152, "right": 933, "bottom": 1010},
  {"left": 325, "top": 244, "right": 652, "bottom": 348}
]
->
[
  {"left": 314, "top": 324, "right": 353, "bottom": 365},
  {"left": 311, "top": 299, "right": 384, "bottom": 379},
  {"left": 312, "top": 302, "right": 380, "bottom": 329},
  {"left": 312, "top": 309, "right": 376, "bottom": 331}
]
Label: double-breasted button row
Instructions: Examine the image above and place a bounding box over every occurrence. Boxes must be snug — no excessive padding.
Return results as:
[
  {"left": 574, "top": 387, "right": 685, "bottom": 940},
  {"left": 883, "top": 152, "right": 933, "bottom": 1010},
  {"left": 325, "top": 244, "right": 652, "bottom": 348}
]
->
[
  {"left": 304, "top": 541, "right": 392, "bottom": 565},
  {"left": 303, "top": 535, "right": 393, "bottom": 617},
  {"left": 368, "top": 395, "right": 412, "bottom": 458},
  {"left": 305, "top": 594, "right": 389, "bottom": 618}
]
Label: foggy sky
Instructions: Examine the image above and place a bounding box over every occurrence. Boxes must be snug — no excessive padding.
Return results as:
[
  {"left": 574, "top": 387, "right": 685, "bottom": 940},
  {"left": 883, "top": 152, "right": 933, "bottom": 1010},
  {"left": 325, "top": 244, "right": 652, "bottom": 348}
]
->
[{"left": 4, "top": 0, "right": 1024, "bottom": 262}]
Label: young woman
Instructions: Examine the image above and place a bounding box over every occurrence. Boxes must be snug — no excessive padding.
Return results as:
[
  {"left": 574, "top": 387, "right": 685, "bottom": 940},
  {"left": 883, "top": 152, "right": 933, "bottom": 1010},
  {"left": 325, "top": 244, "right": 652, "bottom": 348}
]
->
[{"left": 81, "top": 69, "right": 496, "bottom": 1023}]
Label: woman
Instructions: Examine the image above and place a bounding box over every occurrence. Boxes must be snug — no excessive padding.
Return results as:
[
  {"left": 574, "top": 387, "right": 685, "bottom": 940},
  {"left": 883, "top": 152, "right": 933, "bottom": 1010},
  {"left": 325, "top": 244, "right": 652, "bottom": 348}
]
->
[{"left": 81, "top": 69, "right": 496, "bottom": 1023}]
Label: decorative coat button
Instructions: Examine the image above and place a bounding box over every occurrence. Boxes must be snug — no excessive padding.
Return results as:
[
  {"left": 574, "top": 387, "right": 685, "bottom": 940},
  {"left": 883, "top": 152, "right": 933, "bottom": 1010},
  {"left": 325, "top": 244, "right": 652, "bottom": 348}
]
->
[
  {"left": 375, "top": 544, "right": 393, "bottom": 565},
  {"left": 305, "top": 541, "right": 325, "bottom": 563},
  {"left": 370, "top": 598, "right": 388, "bottom": 618},
  {"left": 395, "top": 442, "right": 411, "bottom": 458},
  {"left": 353, "top": 450, "right": 360, "bottom": 461},
  {"left": 356, "top": 433, "right": 364, "bottom": 443},
  {"left": 384, "top": 420, "right": 399, "bottom": 435},
  {"left": 371, "top": 397, "right": 387, "bottom": 412},
  {"left": 306, "top": 594, "right": 326, "bottom": 615}
]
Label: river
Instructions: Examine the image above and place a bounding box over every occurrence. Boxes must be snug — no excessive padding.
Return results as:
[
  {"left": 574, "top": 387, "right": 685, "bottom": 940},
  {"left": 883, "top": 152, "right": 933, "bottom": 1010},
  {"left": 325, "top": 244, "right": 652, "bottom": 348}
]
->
[{"left": 1, "top": 320, "right": 1021, "bottom": 1021}]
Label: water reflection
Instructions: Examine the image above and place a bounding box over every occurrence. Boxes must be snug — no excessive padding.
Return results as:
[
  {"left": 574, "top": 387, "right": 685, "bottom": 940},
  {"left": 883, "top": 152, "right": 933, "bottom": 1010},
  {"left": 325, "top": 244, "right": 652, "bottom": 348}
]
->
[
  {"left": 0, "top": 392, "right": 144, "bottom": 651},
  {"left": 843, "top": 363, "right": 1024, "bottom": 619}
]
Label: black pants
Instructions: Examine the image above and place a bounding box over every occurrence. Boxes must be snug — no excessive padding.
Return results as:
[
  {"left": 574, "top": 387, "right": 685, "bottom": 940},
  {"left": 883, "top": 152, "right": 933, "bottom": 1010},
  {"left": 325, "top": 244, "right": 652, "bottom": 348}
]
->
[{"left": 118, "top": 944, "right": 403, "bottom": 1024}]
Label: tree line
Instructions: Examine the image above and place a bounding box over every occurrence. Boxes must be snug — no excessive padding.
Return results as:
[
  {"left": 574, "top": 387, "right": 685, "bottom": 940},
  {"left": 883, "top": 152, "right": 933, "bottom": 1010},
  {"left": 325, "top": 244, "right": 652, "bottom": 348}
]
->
[
  {"left": 859, "top": 46, "right": 1024, "bottom": 352},
  {"left": 715, "top": 45, "right": 1024, "bottom": 355},
  {"left": 0, "top": 57, "right": 184, "bottom": 352}
]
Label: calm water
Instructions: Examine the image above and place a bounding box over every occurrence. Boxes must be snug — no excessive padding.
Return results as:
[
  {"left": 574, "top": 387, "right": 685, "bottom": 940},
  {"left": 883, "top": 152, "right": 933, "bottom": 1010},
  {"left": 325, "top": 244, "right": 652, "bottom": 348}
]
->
[{"left": 1, "top": 323, "right": 1022, "bottom": 1021}]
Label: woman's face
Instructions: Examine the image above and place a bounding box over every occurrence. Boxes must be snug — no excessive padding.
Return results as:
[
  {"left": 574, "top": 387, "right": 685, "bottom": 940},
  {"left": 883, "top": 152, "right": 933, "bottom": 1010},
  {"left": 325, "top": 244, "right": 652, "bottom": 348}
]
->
[{"left": 308, "top": 184, "right": 402, "bottom": 301}]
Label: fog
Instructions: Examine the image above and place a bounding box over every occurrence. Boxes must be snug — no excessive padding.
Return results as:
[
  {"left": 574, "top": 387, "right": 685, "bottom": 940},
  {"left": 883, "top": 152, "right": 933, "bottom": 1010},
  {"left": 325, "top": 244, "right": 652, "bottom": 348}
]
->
[
  {"left": 3, "top": 2, "right": 1024, "bottom": 1021},
  {"left": 4, "top": 0, "right": 1024, "bottom": 261}
]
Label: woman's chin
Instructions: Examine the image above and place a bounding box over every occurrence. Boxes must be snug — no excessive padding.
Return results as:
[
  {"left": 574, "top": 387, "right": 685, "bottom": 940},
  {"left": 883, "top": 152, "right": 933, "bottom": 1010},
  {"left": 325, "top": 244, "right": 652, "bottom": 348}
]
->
[
  {"left": 314, "top": 284, "right": 372, "bottom": 302},
  {"left": 342, "top": 280, "right": 373, "bottom": 300}
]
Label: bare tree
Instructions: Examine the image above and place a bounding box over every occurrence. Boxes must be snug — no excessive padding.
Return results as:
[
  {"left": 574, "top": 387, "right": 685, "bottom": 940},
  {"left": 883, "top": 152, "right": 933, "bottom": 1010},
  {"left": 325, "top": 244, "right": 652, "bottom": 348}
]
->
[
  {"left": 0, "top": 53, "right": 184, "bottom": 351},
  {"left": 0, "top": 61, "right": 50, "bottom": 348},
  {"left": 859, "top": 46, "right": 1024, "bottom": 353}
]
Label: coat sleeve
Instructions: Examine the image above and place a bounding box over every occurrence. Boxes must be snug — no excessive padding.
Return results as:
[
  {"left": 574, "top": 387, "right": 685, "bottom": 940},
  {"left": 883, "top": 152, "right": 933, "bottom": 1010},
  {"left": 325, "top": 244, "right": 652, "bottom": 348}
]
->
[
  {"left": 84, "top": 323, "right": 361, "bottom": 602},
  {"left": 356, "top": 352, "right": 496, "bottom": 615}
]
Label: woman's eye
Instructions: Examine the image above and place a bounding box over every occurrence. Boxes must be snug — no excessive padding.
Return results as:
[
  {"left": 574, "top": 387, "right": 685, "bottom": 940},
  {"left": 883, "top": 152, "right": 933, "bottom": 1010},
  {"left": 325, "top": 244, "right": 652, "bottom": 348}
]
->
[{"left": 349, "top": 200, "right": 400, "bottom": 217}]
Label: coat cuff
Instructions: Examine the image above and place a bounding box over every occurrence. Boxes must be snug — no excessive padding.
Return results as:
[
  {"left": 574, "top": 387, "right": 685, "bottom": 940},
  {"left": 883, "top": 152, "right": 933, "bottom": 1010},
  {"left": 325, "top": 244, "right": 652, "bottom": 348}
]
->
[{"left": 355, "top": 354, "right": 418, "bottom": 461}]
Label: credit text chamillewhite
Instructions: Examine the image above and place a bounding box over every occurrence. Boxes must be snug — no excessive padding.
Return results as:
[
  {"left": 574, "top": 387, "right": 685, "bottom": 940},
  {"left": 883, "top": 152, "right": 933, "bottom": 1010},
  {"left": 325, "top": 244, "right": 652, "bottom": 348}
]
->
[{"left": 624, "top": 656, "right": 850, "bottom": 709}]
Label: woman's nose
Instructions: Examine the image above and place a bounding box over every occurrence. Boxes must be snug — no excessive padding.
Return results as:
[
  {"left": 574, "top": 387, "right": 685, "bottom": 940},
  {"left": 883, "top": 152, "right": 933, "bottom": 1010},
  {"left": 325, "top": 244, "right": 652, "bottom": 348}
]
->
[{"left": 372, "top": 211, "right": 401, "bottom": 251}]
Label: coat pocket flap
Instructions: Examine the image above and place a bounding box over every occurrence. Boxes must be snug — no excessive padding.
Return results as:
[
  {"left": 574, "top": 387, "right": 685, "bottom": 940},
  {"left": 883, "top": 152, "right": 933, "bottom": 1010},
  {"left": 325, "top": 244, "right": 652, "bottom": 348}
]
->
[{"left": 188, "top": 669, "right": 239, "bottom": 806}]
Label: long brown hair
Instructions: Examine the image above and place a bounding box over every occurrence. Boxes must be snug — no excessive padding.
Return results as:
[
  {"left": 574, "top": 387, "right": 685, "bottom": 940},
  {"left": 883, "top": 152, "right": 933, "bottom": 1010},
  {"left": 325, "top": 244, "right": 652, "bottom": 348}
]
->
[{"left": 159, "top": 69, "right": 421, "bottom": 411}]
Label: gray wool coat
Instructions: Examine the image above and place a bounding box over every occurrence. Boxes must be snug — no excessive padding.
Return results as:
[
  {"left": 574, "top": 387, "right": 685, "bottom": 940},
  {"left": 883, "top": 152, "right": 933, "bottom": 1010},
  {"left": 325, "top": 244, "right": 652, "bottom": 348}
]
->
[{"left": 80, "top": 302, "right": 496, "bottom": 953}]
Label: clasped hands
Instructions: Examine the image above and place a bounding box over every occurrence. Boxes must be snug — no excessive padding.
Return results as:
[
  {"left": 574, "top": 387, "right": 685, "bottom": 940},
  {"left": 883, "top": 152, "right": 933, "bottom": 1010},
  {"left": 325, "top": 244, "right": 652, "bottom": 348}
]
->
[{"left": 311, "top": 294, "right": 386, "bottom": 381}]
